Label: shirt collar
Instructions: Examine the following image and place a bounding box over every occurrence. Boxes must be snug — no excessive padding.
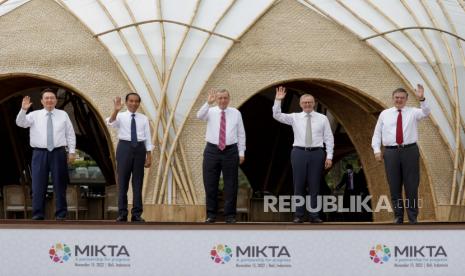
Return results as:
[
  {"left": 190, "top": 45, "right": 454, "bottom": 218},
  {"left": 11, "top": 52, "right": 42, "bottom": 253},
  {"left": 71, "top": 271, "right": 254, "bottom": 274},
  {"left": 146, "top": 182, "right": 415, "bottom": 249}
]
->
[
  {"left": 43, "top": 108, "right": 56, "bottom": 115},
  {"left": 301, "top": 111, "right": 315, "bottom": 117}
]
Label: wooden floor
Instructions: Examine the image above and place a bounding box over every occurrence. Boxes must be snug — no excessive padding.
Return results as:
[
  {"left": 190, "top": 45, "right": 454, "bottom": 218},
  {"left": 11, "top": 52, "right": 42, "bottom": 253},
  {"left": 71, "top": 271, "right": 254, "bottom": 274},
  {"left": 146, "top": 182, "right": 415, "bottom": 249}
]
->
[{"left": 0, "top": 219, "right": 464, "bottom": 230}]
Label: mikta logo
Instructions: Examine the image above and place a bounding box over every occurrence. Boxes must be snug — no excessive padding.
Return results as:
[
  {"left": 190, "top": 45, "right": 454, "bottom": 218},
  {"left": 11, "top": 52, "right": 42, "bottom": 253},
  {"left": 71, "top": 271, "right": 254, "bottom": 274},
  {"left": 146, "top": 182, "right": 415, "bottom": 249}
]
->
[
  {"left": 49, "top": 243, "right": 72, "bottom": 263},
  {"left": 369, "top": 244, "right": 391, "bottom": 264},
  {"left": 210, "top": 244, "right": 233, "bottom": 264}
]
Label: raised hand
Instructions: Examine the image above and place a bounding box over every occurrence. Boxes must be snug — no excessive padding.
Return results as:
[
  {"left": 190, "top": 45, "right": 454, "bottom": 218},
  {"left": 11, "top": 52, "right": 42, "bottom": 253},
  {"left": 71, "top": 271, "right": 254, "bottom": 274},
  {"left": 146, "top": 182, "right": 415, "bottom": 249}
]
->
[
  {"left": 275, "top": 86, "right": 286, "bottom": 101},
  {"left": 21, "top": 96, "right": 32, "bottom": 110},
  {"left": 113, "top": 96, "right": 123, "bottom": 111},
  {"left": 414, "top": 84, "right": 425, "bottom": 100},
  {"left": 207, "top": 89, "right": 216, "bottom": 105}
]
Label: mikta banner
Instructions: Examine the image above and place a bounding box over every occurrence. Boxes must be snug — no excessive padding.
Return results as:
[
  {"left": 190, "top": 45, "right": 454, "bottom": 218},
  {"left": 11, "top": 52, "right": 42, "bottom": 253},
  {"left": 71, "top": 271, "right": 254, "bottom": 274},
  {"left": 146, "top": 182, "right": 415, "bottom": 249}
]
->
[{"left": 0, "top": 228, "right": 463, "bottom": 276}]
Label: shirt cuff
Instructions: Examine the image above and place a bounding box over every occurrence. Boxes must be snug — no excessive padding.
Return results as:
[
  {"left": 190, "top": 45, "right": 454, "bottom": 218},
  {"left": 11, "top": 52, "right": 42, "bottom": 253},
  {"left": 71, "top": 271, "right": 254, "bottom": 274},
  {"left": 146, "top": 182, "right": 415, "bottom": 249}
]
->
[{"left": 239, "top": 151, "right": 245, "bottom": 157}]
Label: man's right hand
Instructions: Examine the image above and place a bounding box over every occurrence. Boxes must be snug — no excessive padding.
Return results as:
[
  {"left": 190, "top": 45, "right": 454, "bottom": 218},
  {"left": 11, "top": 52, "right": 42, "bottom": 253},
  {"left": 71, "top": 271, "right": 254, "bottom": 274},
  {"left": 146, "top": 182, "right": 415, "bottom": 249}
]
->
[
  {"left": 375, "top": 152, "right": 383, "bottom": 162},
  {"left": 114, "top": 96, "right": 123, "bottom": 111},
  {"left": 275, "top": 86, "right": 286, "bottom": 100},
  {"left": 207, "top": 89, "right": 216, "bottom": 105},
  {"left": 21, "top": 96, "right": 32, "bottom": 110}
]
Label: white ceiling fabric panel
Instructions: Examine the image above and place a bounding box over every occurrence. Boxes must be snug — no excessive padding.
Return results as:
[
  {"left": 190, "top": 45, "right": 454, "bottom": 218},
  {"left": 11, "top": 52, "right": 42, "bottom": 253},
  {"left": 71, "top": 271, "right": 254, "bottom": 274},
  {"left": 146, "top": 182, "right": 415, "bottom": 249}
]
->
[
  {"left": 0, "top": 0, "right": 29, "bottom": 16},
  {"left": 305, "top": 0, "right": 465, "bottom": 156}
]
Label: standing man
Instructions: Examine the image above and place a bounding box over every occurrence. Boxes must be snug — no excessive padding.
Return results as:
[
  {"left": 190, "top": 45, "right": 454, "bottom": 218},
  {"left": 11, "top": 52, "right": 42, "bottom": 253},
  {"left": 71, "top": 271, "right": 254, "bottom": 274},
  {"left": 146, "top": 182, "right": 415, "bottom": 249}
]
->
[
  {"left": 273, "top": 86, "right": 334, "bottom": 223},
  {"left": 16, "top": 88, "right": 76, "bottom": 220},
  {"left": 371, "top": 84, "right": 430, "bottom": 224},
  {"left": 197, "top": 89, "right": 246, "bottom": 223},
  {"left": 107, "top": 93, "right": 153, "bottom": 222}
]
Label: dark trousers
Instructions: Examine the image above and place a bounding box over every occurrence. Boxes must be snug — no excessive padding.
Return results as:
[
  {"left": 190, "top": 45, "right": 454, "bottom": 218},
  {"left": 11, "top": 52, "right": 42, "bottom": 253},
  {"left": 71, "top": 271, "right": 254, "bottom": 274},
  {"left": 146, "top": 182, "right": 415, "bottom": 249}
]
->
[
  {"left": 31, "top": 147, "right": 68, "bottom": 218},
  {"left": 291, "top": 147, "right": 325, "bottom": 219},
  {"left": 116, "top": 140, "right": 146, "bottom": 218},
  {"left": 203, "top": 143, "right": 239, "bottom": 219},
  {"left": 383, "top": 144, "right": 420, "bottom": 222}
]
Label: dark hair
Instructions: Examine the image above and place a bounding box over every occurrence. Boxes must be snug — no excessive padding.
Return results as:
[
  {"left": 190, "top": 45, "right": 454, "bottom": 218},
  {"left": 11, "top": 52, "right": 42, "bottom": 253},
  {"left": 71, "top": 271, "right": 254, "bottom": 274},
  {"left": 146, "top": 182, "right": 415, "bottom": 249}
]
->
[
  {"left": 392, "top": 88, "right": 408, "bottom": 97},
  {"left": 40, "top": 88, "right": 57, "bottom": 99},
  {"left": 345, "top": 164, "right": 353, "bottom": 170},
  {"left": 125, "top": 92, "right": 141, "bottom": 102}
]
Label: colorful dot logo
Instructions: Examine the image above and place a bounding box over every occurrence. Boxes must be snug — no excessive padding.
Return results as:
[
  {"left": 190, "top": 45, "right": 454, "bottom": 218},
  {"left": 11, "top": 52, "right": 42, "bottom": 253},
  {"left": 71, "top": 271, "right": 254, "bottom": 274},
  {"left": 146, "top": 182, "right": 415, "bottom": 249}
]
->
[
  {"left": 369, "top": 244, "right": 391, "bottom": 264},
  {"left": 210, "top": 244, "right": 233, "bottom": 264},
  {"left": 49, "top": 243, "right": 72, "bottom": 263}
]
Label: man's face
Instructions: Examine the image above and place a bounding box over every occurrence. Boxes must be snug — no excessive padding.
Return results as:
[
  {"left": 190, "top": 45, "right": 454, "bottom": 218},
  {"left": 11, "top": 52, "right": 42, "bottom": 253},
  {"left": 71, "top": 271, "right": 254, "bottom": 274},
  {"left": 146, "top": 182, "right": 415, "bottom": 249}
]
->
[
  {"left": 216, "top": 91, "right": 230, "bottom": 110},
  {"left": 300, "top": 95, "right": 315, "bottom": 113},
  {"left": 41, "top": 92, "right": 57, "bottom": 111},
  {"left": 126, "top": 95, "right": 141, "bottom": 113},
  {"left": 392, "top": 92, "right": 408, "bottom": 109}
]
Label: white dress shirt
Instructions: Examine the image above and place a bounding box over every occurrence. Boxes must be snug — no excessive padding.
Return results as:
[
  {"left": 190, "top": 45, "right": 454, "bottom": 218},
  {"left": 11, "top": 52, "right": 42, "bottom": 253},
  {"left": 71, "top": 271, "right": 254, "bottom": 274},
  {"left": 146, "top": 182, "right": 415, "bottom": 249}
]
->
[
  {"left": 106, "top": 111, "right": 154, "bottom": 151},
  {"left": 196, "top": 102, "right": 246, "bottom": 157},
  {"left": 16, "top": 108, "right": 76, "bottom": 153},
  {"left": 272, "top": 100, "right": 334, "bottom": 160},
  {"left": 371, "top": 101, "right": 431, "bottom": 154}
]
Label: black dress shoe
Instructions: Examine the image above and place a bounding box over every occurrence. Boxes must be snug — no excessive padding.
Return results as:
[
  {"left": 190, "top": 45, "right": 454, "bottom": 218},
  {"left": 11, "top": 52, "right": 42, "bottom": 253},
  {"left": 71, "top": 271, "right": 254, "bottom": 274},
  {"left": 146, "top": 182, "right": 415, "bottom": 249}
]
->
[
  {"left": 116, "top": 216, "right": 128, "bottom": 222},
  {"left": 131, "top": 216, "right": 145, "bottom": 222},
  {"left": 310, "top": 217, "right": 323, "bottom": 223},
  {"left": 225, "top": 217, "right": 236, "bottom": 224},
  {"left": 394, "top": 217, "right": 404, "bottom": 224},
  {"left": 205, "top": 217, "right": 216, "bottom": 223},
  {"left": 55, "top": 216, "right": 66, "bottom": 221},
  {"left": 32, "top": 216, "right": 44, "bottom": 220},
  {"left": 409, "top": 219, "right": 418, "bottom": 224},
  {"left": 293, "top": 217, "right": 304, "bottom": 223}
]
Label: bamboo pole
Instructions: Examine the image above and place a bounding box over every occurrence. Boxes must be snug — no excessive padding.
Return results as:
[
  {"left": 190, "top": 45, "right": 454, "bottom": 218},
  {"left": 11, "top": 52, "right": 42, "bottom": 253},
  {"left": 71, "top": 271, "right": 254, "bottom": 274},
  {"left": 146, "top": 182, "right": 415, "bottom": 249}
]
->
[
  {"left": 151, "top": 0, "right": 203, "bottom": 203},
  {"left": 421, "top": 1, "right": 461, "bottom": 205},
  {"left": 124, "top": 0, "right": 193, "bottom": 204},
  {"left": 156, "top": 0, "right": 237, "bottom": 203},
  {"left": 94, "top": 19, "right": 239, "bottom": 42}
]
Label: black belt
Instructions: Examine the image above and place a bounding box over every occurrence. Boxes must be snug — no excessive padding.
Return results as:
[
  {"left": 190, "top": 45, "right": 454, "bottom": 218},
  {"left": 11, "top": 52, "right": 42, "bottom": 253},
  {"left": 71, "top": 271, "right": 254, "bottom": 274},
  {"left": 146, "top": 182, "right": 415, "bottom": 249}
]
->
[
  {"left": 385, "top": 143, "right": 417, "bottom": 149},
  {"left": 207, "top": 142, "right": 237, "bottom": 150},
  {"left": 32, "top": 146, "right": 65, "bottom": 151},
  {"left": 294, "top": 146, "right": 324, "bottom": 151},
  {"left": 118, "top": 140, "right": 145, "bottom": 145}
]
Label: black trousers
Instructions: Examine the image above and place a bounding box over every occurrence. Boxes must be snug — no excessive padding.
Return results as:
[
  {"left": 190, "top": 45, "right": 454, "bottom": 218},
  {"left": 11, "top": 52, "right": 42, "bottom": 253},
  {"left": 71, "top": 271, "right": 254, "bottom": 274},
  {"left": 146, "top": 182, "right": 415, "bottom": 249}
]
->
[
  {"left": 291, "top": 147, "right": 325, "bottom": 219},
  {"left": 116, "top": 140, "right": 146, "bottom": 218},
  {"left": 31, "top": 147, "right": 68, "bottom": 218},
  {"left": 202, "top": 143, "right": 239, "bottom": 219},
  {"left": 383, "top": 144, "right": 420, "bottom": 221}
]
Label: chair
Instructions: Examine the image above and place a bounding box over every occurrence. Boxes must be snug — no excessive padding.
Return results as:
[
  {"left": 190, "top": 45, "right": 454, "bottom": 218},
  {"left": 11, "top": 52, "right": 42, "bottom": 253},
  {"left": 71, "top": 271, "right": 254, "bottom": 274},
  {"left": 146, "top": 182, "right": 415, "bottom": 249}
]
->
[
  {"left": 66, "top": 185, "right": 88, "bottom": 220},
  {"left": 236, "top": 186, "right": 253, "bottom": 221},
  {"left": 104, "top": 185, "right": 118, "bottom": 219},
  {"left": 3, "top": 185, "right": 32, "bottom": 219}
]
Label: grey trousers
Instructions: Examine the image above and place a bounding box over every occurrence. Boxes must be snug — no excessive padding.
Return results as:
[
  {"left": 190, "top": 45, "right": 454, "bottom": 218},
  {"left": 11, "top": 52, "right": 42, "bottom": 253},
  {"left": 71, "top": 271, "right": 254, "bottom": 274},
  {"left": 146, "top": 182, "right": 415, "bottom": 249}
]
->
[{"left": 383, "top": 144, "right": 420, "bottom": 222}]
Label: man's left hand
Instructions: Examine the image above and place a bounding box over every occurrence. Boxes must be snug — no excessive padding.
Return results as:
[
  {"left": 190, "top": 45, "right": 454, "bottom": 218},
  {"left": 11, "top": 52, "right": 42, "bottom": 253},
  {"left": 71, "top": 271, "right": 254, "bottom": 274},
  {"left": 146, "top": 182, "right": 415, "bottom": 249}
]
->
[
  {"left": 145, "top": 153, "right": 152, "bottom": 168},
  {"left": 414, "top": 84, "right": 425, "bottom": 100},
  {"left": 68, "top": 153, "right": 76, "bottom": 165},
  {"left": 239, "top": 156, "right": 245, "bottom": 165},
  {"left": 324, "top": 159, "right": 332, "bottom": 169}
]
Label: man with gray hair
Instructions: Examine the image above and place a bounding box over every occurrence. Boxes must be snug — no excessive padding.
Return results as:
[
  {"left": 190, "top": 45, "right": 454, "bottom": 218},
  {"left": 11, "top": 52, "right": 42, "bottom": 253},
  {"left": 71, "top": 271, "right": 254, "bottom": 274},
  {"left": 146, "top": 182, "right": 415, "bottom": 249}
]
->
[
  {"left": 197, "top": 89, "right": 246, "bottom": 223},
  {"left": 273, "top": 86, "right": 334, "bottom": 223}
]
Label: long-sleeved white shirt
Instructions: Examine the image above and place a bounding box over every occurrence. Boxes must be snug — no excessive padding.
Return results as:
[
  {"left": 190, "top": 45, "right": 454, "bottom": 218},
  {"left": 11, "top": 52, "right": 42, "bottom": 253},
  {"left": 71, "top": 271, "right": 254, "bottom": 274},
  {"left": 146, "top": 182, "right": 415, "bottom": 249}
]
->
[
  {"left": 272, "top": 100, "right": 334, "bottom": 160},
  {"left": 16, "top": 108, "right": 76, "bottom": 153},
  {"left": 371, "top": 100, "right": 431, "bottom": 154},
  {"left": 196, "top": 102, "right": 246, "bottom": 157},
  {"left": 106, "top": 111, "right": 153, "bottom": 151}
]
